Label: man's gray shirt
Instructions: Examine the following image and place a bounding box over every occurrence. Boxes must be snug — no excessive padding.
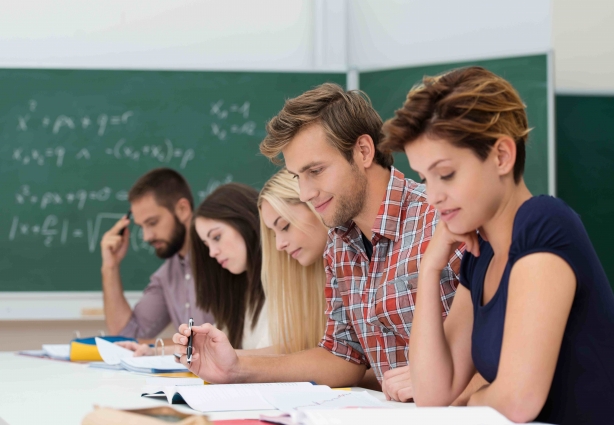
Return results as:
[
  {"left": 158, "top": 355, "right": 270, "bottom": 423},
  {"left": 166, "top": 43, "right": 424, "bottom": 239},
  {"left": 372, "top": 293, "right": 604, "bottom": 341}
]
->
[{"left": 119, "top": 253, "right": 214, "bottom": 338}]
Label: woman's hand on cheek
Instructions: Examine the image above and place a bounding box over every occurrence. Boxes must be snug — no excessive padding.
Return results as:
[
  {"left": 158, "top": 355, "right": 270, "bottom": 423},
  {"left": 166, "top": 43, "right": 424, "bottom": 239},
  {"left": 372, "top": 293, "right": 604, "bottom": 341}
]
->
[{"left": 423, "top": 220, "right": 480, "bottom": 273}]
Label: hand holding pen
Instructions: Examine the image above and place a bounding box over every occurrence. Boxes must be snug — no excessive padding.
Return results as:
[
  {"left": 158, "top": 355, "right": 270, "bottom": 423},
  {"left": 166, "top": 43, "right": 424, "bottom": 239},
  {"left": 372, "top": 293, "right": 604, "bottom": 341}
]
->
[
  {"left": 172, "top": 321, "right": 242, "bottom": 383},
  {"left": 187, "top": 318, "right": 194, "bottom": 364}
]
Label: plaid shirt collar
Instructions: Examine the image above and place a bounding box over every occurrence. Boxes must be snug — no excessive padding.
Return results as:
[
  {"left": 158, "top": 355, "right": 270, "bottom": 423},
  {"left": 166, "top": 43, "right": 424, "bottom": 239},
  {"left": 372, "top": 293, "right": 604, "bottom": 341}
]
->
[{"left": 333, "top": 166, "right": 406, "bottom": 243}]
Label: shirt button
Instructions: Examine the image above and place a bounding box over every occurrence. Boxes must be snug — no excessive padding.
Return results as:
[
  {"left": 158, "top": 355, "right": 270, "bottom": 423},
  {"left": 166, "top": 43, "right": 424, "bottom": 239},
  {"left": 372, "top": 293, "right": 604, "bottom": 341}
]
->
[
  {"left": 185, "top": 274, "right": 191, "bottom": 280},
  {"left": 185, "top": 303, "right": 190, "bottom": 309}
]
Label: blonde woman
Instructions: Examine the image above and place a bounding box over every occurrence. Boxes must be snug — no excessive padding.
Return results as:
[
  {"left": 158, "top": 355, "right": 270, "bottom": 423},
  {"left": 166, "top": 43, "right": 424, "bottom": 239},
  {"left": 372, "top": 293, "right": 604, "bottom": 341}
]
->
[
  {"left": 256, "top": 168, "right": 328, "bottom": 354},
  {"left": 252, "top": 168, "right": 380, "bottom": 390}
]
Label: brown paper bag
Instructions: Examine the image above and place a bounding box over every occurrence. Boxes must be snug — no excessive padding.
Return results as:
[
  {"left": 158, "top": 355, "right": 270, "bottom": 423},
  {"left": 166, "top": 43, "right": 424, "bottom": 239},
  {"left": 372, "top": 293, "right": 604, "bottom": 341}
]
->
[{"left": 82, "top": 406, "right": 212, "bottom": 425}]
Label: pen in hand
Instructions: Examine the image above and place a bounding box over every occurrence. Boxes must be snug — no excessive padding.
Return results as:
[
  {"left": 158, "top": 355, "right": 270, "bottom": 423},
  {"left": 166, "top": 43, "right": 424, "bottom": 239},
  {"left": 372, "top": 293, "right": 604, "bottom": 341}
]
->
[
  {"left": 186, "top": 318, "right": 194, "bottom": 365},
  {"left": 119, "top": 209, "right": 132, "bottom": 236}
]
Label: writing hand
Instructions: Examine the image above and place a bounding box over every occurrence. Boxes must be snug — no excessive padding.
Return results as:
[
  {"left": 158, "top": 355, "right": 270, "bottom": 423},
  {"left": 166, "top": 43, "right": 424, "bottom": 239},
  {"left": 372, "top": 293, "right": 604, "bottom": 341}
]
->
[{"left": 173, "top": 323, "right": 241, "bottom": 384}]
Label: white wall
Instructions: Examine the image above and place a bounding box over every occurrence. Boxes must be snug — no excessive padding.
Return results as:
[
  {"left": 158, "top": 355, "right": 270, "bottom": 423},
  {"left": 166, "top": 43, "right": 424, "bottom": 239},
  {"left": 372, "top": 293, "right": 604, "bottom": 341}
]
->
[
  {"left": 553, "top": 0, "right": 614, "bottom": 92},
  {"left": 347, "top": 0, "right": 552, "bottom": 71},
  {"left": 1, "top": 0, "right": 555, "bottom": 73},
  {"left": 0, "top": 0, "right": 346, "bottom": 71},
  {"left": 0, "top": 0, "right": 555, "bottom": 332}
]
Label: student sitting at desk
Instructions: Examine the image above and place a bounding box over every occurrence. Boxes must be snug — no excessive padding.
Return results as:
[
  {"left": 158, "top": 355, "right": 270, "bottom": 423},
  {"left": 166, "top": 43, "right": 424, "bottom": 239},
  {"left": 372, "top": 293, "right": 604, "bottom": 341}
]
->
[
  {"left": 190, "top": 183, "right": 270, "bottom": 350},
  {"left": 173, "top": 83, "right": 461, "bottom": 398},
  {"left": 382, "top": 66, "right": 614, "bottom": 424},
  {"left": 256, "top": 168, "right": 328, "bottom": 354},
  {"left": 100, "top": 168, "right": 214, "bottom": 346},
  {"left": 257, "top": 168, "right": 380, "bottom": 389}
]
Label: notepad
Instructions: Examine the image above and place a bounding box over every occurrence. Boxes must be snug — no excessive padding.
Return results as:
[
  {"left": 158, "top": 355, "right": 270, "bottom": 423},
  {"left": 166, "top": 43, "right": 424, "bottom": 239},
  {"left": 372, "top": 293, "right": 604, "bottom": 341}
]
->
[
  {"left": 141, "top": 382, "right": 331, "bottom": 412},
  {"left": 295, "top": 406, "right": 514, "bottom": 425},
  {"left": 94, "top": 337, "right": 188, "bottom": 374}
]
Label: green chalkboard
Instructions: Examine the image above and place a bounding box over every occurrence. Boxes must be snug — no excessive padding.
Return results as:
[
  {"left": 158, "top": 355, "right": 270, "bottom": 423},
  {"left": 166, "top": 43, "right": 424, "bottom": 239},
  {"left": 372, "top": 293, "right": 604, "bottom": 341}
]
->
[
  {"left": 361, "top": 54, "right": 550, "bottom": 195},
  {"left": 556, "top": 95, "right": 614, "bottom": 287},
  {"left": 0, "top": 69, "right": 345, "bottom": 292}
]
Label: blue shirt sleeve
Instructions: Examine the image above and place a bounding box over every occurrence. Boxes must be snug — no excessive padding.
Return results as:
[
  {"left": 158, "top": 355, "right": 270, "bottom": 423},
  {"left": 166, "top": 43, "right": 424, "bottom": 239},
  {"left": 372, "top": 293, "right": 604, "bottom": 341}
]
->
[{"left": 508, "top": 196, "right": 583, "bottom": 289}]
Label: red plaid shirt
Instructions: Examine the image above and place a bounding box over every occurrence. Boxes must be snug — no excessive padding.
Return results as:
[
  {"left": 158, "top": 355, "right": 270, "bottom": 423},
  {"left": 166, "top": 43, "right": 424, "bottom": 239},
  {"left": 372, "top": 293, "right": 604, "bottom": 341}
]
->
[{"left": 319, "top": 167, "right": 462, "bottom": 383}]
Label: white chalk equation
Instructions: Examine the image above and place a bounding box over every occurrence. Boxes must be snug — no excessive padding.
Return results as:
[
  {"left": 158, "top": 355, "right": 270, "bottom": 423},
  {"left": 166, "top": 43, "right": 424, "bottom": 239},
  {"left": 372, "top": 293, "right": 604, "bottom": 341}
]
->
[
  {"left": 104, "top": 138, "right": 195, "bottom": 169},
  {"left": 8, "top": 213, "right": 153, "bottom": 253},
  {"left": 209, "top": 100, "right": 256, "bottom": 141},
  {"left": 12, "top": 139, "right": 195, "bottom": 169},
  {"left": 16, "top": 99, "right": 133, "bottom": 137},
  {"left": 14, "top": 175, "right": 234, "bottom": 213},
  {"left": 15, "top": 185, "right": 127, "bottom": 210},
  {"left": 12, "top": 147, "right": 66, "bottom": 167}
]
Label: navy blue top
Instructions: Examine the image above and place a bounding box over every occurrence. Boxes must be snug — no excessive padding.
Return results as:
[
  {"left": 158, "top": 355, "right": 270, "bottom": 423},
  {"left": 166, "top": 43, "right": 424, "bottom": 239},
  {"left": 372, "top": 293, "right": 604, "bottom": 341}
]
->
[{"left": 460, "top": 196, "right": 614, "bottom": 425}]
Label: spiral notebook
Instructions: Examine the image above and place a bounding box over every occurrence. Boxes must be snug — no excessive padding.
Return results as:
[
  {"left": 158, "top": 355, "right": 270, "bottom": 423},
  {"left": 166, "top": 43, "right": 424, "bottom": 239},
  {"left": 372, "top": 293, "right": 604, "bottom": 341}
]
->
[{"left": 91, "top": 337, "right": 188, "bottom": 374}]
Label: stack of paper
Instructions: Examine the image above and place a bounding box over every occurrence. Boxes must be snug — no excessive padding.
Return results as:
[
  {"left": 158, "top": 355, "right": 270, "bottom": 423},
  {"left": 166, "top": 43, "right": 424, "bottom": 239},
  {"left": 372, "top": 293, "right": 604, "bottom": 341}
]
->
[
  {"left": 19, "top": 344, "right": 71, "bottom": 361},
  {"left": 91, "top": 337, "right": 188, "bottom": 374}
]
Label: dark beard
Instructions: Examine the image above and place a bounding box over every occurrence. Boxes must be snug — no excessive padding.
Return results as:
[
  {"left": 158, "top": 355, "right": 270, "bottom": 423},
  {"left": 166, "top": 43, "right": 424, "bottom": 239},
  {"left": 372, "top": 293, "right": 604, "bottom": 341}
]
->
[
  {"left": 324, "top": 164, "right": 368, "bottom": 228},
  {"left": 151, "top": 215, "right": 186, "bottom": 259}
]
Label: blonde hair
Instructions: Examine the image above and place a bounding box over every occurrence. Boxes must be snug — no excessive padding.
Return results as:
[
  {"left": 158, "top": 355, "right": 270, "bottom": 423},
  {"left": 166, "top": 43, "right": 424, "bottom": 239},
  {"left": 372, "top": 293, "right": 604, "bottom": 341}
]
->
[{"left": 258, "top": 169, "right": 327, "bottom": 354}]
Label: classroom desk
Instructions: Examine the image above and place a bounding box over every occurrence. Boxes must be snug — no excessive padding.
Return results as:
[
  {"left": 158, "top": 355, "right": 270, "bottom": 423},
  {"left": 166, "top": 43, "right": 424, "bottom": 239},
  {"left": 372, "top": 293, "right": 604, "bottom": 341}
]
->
[{"left": 0, "top": 352, "right": 413, "bottom": 425}]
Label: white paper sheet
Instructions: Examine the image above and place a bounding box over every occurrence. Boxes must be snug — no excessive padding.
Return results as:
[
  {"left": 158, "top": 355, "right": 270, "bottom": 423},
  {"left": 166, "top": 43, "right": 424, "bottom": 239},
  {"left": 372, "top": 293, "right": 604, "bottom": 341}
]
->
[
  {"left": 180, "top": 382, "right": 327, "bottom": 412},
  {"left": 41, "top": 344, "right": 70, "bottom": 360},
  {"left": 145, "top": 377, "right": 204, "bottom": 386},
  {"left": 264, "top": 390, "right": 384, "bottom": 412},
  {"left": 88, "top": 361, "right": 124, "bottom": 370},
  {"left": 300, "top": 406, "right": 514, "bottom": 425},
  {"left": 121, "top": 355, "right": 188, "bottom": 372},
  {"left": 95, "top": 337, "right": 134, "bottom": 365}
]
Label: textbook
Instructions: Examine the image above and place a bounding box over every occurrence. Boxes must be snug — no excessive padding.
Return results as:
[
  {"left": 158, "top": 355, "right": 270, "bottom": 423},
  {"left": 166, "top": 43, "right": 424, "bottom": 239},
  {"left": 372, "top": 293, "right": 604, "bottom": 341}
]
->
[
  {"left": 141, "top": 382, "right": 330, "bottom": 412},
  {"left": 141, "top": 382, "right": 384, "bottom": 413},
  {"left": 95, "top": 337, "right": 188, "bottom": 374}
]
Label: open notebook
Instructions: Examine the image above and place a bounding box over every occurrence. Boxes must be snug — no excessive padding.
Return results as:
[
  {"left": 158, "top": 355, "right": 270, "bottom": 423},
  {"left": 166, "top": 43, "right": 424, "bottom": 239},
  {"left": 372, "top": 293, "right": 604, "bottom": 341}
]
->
[
  {"left": 91, "top": 337, "right": 188, "bottom": 374},
  {"left": 141, "top": 382, "right": 383, "bottom": 413}
]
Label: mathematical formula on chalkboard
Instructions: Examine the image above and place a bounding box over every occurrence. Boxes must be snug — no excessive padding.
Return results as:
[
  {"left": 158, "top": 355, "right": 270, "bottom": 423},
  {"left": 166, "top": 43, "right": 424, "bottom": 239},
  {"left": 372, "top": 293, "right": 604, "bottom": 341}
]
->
[
  {"left": 10, "top": 98, "right": 257, "bottom": 171},
  {"left": 7, "top": 174, "right": 233, "bottom": 251}
]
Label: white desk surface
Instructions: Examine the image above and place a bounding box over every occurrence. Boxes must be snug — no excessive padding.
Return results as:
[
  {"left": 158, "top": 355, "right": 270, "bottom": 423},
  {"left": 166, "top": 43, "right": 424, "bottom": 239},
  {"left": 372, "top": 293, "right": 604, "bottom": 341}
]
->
[{"left": 0, "top": 352, "right": 414, "bottom": 425}]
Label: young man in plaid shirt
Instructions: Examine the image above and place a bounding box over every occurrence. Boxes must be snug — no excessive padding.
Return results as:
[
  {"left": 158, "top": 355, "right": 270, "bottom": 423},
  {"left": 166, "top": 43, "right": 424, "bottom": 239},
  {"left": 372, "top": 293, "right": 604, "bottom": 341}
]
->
[{"left": 173, "top": 83, "right": 462, "bottom": 402}]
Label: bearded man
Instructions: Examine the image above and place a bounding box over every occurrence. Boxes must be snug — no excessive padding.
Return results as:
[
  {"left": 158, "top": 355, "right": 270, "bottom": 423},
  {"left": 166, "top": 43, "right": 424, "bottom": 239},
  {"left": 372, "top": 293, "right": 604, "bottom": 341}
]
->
[{"left": 100, "top": 168, "right": 213, "bottom": 343}]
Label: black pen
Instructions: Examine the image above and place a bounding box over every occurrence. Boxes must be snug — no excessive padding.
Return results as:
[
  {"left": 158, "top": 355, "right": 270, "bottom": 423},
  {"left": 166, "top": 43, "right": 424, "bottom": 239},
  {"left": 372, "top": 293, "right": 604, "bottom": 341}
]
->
[
  {"left": 186, "top": 318, "right": 194, "bottom": 364},
  {"left": 119, "top": 209, "right": 132, "bottom": 236}
]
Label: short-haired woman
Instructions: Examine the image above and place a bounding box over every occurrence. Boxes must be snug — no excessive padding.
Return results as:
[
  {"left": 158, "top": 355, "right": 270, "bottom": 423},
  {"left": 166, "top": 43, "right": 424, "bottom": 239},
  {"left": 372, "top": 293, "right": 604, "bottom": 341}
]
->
[{"left": 382, "top": 66, "right": 614, "bottom": 424}]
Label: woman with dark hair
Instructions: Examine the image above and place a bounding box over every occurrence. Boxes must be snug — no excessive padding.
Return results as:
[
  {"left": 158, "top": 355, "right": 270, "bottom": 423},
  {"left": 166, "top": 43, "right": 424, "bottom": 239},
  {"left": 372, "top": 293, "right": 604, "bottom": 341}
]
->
[{"left": 190, "top": 183, "right": 268, "bottom": 349}]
